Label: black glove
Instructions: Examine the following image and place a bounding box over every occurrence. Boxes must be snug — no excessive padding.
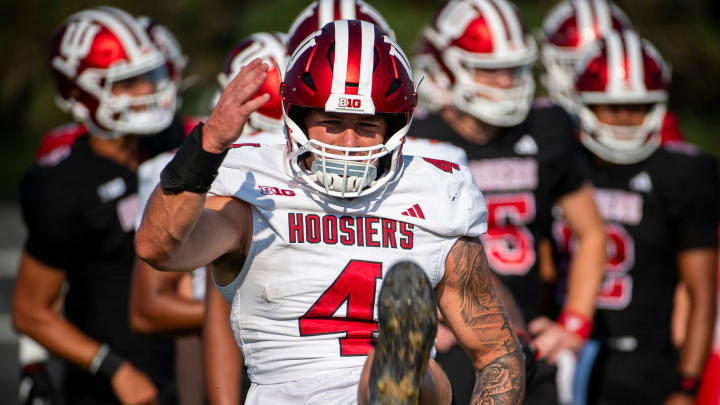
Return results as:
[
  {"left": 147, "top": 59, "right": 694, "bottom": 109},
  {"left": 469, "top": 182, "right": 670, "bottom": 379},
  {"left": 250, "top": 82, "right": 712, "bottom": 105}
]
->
[{"left": 19, "top": 363, "right": 61, "bottom": 405}]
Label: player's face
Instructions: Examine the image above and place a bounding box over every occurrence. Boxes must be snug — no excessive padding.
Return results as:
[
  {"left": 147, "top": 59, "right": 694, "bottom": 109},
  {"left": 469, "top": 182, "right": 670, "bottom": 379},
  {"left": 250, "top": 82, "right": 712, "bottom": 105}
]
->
[
  {"left": 591, "top": 104, "right": 652, "bottom": 126},
  {"left": 470, "top": 67, "right": 521, "bottom": 90},
  {"left": 111, "top": 66, "right": 172, "bottom": 111},
  {"left": 304, "top": 109, "right": 387, "bottom": 155}
]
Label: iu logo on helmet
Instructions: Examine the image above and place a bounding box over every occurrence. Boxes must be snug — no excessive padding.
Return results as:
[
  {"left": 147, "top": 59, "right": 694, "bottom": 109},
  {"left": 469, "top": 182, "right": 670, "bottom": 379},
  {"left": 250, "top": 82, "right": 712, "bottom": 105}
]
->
[{"left": 338, "top": 98, "right": 362, "bottom": 109}]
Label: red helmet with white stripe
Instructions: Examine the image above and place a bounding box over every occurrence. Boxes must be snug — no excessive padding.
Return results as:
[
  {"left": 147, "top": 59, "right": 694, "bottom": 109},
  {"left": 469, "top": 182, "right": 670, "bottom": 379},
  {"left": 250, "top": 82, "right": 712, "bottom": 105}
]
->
[
  {"left": 215, "top": 32, "right": 287, "bottom": 133},
  {"left": 575, "top": 30, "right": 670, "bottom": 164},
  {"left": 282, "top": 19, "right": 417, "bottom": 198},
  {"left": 137, "top": 16, "right": 187, "bottom": 89},
  {"left": 540, "top": 0, "right": 632, "bottom": 112},
  {"left": 287, "top": 0, "right": 393, "bottom": 55},
  {"left": 50, "top": 7, "right": 176, "bottom": 138},
  {"left": 414, "top": 0, "right": 537, "bottom": 126}
]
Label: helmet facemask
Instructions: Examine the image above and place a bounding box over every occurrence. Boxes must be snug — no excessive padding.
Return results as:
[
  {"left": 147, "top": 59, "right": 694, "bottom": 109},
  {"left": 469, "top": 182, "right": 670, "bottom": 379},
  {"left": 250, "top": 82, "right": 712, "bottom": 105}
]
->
[
  {"left": 75, "top": 51, "right": 176, "bottom": 138},
  {"left": 579, "top": 102, "right": 666, "bottom": 164}
]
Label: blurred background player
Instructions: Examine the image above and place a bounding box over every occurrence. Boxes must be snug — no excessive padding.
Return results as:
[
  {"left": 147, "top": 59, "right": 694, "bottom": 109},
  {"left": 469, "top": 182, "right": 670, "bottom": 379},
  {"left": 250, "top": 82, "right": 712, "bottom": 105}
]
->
[
  {"left": 285, "top": 0, "right": 393, "bottom": 55},
  {"left": 538, "top": 0, "right": 684, "bottom": 144},
  {"left": 551, "top": 29, "right": 718, "bottom": 405},
  {"left": 406, "top": 0, "right": 607, "bottom": 403},
  {"left": 12, "top": 7, "right": 185, "bottom": 405}
]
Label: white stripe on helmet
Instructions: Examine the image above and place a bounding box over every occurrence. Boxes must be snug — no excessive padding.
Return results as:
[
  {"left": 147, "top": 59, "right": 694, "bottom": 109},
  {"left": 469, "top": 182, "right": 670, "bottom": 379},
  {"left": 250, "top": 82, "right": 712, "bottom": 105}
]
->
[
  {"left": 575, "top": 0, "right": 594, "bottom": 45},
  {"left": 340, "top": 0, "right": 357, "bottom": 19},
  {"left": 330, "top": 20, "right": 349, "bottom": 95},
  {"left": 493, "top": 0, "right": 524, "bottom": 49},
  {"left": 605, "top": 31, "right": 624, "bottom": 93},
  {"left": 473, "top": 0, "right": 509, "bottom": 54},
  {"left": 593, "top": 0, "right": 612, "bottom": 34},
  {"left": 318, "top": 0, "right": 334, "bottom": 27},
  {"left": 357, "top": 21, "right": 375, "bottom": 96},
  {"left": 625, "top": 31, "right": 644, "bottom": 93}
]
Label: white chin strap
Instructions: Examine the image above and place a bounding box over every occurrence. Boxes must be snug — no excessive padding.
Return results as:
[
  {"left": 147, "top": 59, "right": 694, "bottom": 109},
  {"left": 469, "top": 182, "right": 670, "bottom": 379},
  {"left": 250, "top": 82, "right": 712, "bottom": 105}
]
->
[
  {"left": 580, "top": 103, "right": 666, "bottom": 164},
  {"left": 452, "top": 71, "right": 535, "bottom": 127}
]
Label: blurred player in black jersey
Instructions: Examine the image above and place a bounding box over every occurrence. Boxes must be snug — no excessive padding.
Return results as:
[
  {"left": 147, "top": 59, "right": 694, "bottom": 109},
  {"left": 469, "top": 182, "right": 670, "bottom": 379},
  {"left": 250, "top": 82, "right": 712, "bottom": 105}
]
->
[
  {"left": 550, "top": 29, "right": 719, "bottom": 405},
  {"left": 405, "top": 0, "right": 606, "bottom": 404},
  {"left": 12, "top": 7, "right": 185, "bottom": 405}
]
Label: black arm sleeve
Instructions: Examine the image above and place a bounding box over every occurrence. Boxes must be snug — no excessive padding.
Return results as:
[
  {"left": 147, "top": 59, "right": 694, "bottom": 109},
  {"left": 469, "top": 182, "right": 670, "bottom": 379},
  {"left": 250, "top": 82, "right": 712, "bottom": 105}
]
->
[{"left": 19, "top": 168, "right": 83, "bottom": 271}]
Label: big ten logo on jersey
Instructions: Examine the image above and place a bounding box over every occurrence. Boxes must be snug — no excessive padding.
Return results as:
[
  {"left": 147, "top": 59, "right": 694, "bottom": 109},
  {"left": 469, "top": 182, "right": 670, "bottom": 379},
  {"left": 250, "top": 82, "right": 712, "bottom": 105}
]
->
[
  {"left": 259, "top": 185, "right": 295, "bottom": 196},
  {"left": 338, "top": 97, "right": 362, "bottom": 109},
  {"left": 287, "top": 213, "right": 414, "bottom": 249},
  {"left": 482, "top": 193, "right": 537, "bottom": 275}
]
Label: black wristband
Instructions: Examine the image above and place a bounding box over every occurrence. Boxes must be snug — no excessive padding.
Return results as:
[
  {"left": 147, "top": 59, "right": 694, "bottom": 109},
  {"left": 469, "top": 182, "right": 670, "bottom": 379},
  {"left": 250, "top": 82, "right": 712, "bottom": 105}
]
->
[
  {"left": 160, "top": 123, "right": 228, "bottom": 194},
  {"left": 89, "top": 344, "right": 124, "bottom": 379},
  {"left": 97, "top": 350, "right": 124, "bottom": 379},
  {"left": 674, "top": 374, "right": 700, "bottom": 396}
]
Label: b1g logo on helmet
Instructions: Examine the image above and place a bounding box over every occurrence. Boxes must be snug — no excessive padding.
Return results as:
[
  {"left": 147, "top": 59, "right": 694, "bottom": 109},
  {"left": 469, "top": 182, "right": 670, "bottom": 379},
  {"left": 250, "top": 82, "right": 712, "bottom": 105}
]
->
[
  {"left": 338, "top": 97, "right": 362, "bottom": 109},
  {"left": 326, "top": 94, "right": 375, "bottom": 114}
]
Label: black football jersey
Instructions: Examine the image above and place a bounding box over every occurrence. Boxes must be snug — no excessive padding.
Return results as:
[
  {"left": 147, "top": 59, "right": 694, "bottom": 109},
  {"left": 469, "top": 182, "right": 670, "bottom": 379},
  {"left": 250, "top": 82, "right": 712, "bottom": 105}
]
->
[
  {"left": 409, "top": 105, "right": 590, "bottom": 321},
  {"left": 18, "top": 118, "right": 186, "bottom": 402},
  {"left": 553, "top": 143, "right": 719, "bottom": 342}
]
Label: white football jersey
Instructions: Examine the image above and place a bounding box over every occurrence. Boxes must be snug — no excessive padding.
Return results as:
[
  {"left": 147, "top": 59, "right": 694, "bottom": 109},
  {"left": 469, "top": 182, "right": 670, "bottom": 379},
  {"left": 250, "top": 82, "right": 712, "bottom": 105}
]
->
[
  {"left": 403, "top": 136, "right": 468, "bottom": 165},
  {"left": 209, "top": 144, "right": 487, "bottom": 384}
]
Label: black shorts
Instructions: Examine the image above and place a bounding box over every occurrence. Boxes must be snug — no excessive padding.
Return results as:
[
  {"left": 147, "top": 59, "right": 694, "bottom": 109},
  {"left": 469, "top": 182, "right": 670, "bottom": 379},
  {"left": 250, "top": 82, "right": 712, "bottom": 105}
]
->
[{"left": 587, "top": 340, "right": 678, "bottom": 405}]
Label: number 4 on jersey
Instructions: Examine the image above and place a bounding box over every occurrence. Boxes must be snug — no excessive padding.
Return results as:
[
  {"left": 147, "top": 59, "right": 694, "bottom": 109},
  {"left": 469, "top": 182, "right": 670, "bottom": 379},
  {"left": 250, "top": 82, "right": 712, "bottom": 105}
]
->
[
  {"left": 423, "top": 158, "right": 460, "bottom": 173},
  {"left": 298, "top": 260, "right": 382, "bottom": 356}
]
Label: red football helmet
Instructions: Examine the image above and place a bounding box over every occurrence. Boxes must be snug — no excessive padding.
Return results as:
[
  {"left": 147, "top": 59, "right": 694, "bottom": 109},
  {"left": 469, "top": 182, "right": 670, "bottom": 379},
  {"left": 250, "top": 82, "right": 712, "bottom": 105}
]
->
[
  {"left": 137, "top": 16, "right": 187, "bottom": 89},
  {"left": 287, "top": 0, "right": 393, "bottom": 55},
  {"left": 414, "top": 0, "right": 537, "bottom": 126},
  {"left": 575, "top": 30, "right": 670, "bottom": 164},
  {"left": 214, "top": 32, "right": 287, "bottom": 134},
  {"left": 50, "top": 7, "right": 176, "bottom": 138},
  {"left": 282, "top": 20, "right": 417, "bottom": 198},
  {"left": 540, "top": 0, "right": 632, "bottom": 112}
]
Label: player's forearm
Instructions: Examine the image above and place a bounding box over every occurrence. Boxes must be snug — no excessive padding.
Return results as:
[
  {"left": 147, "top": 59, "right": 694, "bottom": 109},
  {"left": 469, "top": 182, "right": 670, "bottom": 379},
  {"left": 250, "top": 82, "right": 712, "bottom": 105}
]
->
[
  {"left": 136, "top": 185, "right": 207, "bottom": 268},
  {"left": 204, "top": 279, "right": 242, "bottom": 405},
  {"left": 131, "top": 295, "right": 204, "bottom": 334},
  {"left": 13, "top": 307, "right": 100, "bottom": 371},
  {"left": 563, "top": 227, "right": 605, "bottom": 318},
  {"left": 678, "top": 289, "right": 716, "bottom": 376},
  {"left": 471, "top": 350, "right": 525, "bottom": 405}
]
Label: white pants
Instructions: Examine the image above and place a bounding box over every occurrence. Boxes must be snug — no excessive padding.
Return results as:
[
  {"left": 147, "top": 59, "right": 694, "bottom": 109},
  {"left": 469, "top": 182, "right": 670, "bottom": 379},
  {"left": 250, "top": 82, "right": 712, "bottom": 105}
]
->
[{"left": 245, "top": 367, "right": 364, "bottom": 405}]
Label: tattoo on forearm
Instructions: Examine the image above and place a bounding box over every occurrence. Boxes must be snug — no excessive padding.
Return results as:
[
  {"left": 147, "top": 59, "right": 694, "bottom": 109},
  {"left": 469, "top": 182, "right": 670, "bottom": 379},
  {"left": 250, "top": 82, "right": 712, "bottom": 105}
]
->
[
  {"left": 448, "top": 237, "right": 525, "bottom": 404},
  {"left": 471, "top": 352, "right": 525, "bottom": 405}
]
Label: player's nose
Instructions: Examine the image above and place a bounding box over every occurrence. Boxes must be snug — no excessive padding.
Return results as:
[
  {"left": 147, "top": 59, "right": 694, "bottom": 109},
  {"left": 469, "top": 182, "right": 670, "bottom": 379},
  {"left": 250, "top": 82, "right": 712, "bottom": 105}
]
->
[{"left": 338, "top": 127, "right": 359, "bottom": 148}]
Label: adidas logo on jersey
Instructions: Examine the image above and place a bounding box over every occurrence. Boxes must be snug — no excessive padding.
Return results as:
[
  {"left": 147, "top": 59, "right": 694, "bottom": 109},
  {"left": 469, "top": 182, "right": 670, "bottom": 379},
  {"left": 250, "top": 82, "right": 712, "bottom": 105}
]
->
[
  {"left": 629, "top": 172, "right": 652, "bottom": 193},
  {"left": 514, "top": 134, "right": 538, "bottom": 155},
  {"left": 401, "top": 204, "right": 425, "bottom": 219}
]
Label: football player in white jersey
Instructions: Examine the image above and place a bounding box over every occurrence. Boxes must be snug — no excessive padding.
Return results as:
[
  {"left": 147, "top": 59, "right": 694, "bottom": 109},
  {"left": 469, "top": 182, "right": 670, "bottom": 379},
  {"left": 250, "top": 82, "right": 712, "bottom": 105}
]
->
[
  {"left": 136, "top": 20, "right": 525, "bottom": 404},
  {"left": 137, "top": 20, "right": 525, "bottom": 405}
]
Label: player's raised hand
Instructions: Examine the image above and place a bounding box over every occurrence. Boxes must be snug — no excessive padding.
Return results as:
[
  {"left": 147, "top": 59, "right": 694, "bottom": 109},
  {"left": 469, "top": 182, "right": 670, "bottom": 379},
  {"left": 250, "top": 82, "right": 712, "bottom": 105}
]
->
[{"left": 203, "top": 58, "right": 271, "bottom": 153}]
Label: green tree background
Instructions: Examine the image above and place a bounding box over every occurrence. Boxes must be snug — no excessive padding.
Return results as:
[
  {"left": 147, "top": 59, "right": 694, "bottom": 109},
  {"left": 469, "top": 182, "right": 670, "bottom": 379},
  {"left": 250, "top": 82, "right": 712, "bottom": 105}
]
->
[{"left": 1, "top": 0, "right": 719, "bottom": 199}]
